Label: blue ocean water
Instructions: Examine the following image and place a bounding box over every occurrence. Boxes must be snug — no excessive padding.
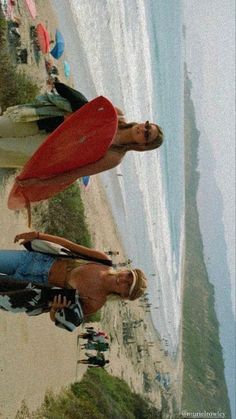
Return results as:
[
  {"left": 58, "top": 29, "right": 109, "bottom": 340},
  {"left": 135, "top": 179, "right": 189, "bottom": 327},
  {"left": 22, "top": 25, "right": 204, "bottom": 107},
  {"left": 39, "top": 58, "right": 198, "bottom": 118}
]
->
[{"left": 52, "top": 0, "right": 184, "bottom": 354}]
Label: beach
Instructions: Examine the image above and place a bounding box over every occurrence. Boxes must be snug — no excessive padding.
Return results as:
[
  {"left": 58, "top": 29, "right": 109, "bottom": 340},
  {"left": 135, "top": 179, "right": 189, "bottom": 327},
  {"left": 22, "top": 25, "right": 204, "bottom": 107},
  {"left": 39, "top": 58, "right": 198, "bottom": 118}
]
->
[{"left": 0, "top": 0, "right": 182, "bottom": 417}]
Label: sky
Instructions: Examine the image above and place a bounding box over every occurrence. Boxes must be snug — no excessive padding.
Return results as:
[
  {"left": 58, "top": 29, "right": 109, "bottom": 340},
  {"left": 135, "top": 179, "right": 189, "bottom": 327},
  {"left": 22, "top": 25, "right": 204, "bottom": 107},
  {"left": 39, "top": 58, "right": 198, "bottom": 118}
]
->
[
  {"left": 183, "top": 0, "right": 235, "bottom": 314},
  {"left": 183, "top": 2, "right": 235, "bottom": 416}
]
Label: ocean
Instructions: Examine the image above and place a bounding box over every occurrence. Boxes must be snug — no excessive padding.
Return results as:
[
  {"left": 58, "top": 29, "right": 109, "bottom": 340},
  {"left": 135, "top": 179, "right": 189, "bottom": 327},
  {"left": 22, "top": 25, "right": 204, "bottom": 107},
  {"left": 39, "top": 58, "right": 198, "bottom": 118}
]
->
[{"left": 52, "top": 0, "right": 184, "bottom": 355}]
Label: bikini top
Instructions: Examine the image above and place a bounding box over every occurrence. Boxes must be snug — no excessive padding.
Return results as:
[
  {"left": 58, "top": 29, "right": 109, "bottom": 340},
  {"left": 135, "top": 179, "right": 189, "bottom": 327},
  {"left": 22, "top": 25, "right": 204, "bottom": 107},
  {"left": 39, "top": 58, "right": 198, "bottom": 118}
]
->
[
  {"left": 46, "top": 257, "right": 90, "bottom": 288},
  {"left": 23, "top": 239, "right": 113, "bottom": 289}
]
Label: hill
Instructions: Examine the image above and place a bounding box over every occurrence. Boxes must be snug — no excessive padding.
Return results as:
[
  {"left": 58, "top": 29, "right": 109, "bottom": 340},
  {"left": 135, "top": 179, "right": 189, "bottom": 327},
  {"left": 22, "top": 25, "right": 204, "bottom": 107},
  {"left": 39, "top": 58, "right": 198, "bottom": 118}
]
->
[{"left": 182, "top": 65, "right": 231, "bottom": 418}]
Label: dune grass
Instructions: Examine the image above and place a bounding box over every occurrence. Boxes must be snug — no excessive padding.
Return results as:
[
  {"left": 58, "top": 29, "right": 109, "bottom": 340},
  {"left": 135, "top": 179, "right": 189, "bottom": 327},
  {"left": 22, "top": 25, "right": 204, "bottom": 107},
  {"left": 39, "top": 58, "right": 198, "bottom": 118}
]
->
[
  {"left": 0, "top": 10, "right": 39, "bottom": 111},
  {"left": 16, "top": 368, "right": 162, "bottom": 419},
  {"left": 32, "top": 183, "right": 92, "bottom": 248}
]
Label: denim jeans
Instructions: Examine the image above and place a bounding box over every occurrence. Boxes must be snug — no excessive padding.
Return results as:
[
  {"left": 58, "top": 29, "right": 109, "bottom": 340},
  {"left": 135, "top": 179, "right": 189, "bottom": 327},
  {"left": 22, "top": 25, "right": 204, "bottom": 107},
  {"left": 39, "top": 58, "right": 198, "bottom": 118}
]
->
[{"left": 0, "top": 250, "right": 56, "bottom": 284}]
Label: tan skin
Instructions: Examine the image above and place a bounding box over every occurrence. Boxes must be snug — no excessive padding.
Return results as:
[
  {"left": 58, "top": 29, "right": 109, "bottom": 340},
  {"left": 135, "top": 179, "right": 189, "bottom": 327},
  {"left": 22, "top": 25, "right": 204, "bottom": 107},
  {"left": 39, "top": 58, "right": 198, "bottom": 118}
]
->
[
  {"left": 16, "top": 112, "right": 159, "bottom": 187},
  {"left": 14, "top": 231, "right": 134, "bottom": 323}
]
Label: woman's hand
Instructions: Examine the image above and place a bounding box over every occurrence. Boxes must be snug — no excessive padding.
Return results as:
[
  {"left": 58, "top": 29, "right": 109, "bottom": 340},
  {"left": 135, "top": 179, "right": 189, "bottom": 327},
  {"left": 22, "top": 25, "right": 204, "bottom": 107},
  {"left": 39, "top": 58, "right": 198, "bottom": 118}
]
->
[
  {"left": 49, "top": 295, "right": 71, "bottom": 323},
  {"left": 14, "top": 231, "right": 39, "bottom": 244},
  {"left": 49, "top": 295, "right": 72, "bottom": 312}
]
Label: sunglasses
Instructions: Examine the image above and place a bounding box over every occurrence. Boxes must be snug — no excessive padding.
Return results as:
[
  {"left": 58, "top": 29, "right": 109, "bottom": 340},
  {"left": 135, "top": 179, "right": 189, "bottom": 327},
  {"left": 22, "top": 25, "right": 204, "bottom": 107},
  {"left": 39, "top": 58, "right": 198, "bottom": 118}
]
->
[{"left": 144, "top": 120, "right": 152, "bottom": 142}]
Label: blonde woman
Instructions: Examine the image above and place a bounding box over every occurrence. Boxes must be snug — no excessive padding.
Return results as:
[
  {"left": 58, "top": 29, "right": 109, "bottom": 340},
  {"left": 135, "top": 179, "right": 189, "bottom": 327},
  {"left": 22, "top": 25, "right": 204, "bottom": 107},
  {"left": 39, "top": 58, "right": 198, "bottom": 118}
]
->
[
  {"left": 0, "top": 82, "right": 164, "bottom": 187},
  {"left": 0, "top": 231, "right": 147, "bottom": 331}
]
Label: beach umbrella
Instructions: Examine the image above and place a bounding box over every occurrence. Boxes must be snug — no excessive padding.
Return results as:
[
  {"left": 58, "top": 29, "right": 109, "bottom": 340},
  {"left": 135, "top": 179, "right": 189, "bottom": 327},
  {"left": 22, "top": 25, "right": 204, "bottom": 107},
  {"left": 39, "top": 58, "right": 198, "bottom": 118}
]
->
[
  {"left": 50, "top": 30, "right": 65, "bottom": 59},
  {"left": 82, "top": 176, "right": 90, "bottom": 189},
  {"left": 24, "top": 0, "right": 36, "bottom": 19},
  {"left": 36, "top": 23, "right": 50, "bottom": 54},
  {"left": 63, "top": 60, "right": 70, "bottom": 78}
]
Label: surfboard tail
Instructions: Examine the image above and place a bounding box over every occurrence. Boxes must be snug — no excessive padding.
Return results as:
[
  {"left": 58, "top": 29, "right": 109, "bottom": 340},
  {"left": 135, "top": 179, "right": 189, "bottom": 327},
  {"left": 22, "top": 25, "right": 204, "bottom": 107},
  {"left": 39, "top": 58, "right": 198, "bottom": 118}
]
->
[{"left": 8, "top": 185, "right": 32, "bottom": 227}]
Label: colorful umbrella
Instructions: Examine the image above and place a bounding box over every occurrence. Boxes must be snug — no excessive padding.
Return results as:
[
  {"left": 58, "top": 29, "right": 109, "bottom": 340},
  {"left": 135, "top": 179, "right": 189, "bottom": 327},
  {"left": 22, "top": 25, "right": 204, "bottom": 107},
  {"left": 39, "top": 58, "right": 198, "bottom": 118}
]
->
[
  {"left": 50, "top": 30, "right": 65, "bottom": 59},
  {"left": 36, "top": 23, "right": 50, "bottom": 54},
  {"left": 24, "top": 0, "right": 36, "bottom": 19}
]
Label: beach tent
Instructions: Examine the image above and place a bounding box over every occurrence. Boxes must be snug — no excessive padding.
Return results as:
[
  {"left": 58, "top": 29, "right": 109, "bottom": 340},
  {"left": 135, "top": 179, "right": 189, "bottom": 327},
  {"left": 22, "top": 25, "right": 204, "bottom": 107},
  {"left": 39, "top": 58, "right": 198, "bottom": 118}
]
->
[
  {"left": 63, "top": 61, "right": 70, "bottom": 78},
  {"left": 36, "top": 23, "right": 50, "bottom": 54},
  {"left": 24, "top": 0, "right": 36, "bottom": 19},
  {"left": 50, "top": 30, "right": 65, "bottom": 59}
]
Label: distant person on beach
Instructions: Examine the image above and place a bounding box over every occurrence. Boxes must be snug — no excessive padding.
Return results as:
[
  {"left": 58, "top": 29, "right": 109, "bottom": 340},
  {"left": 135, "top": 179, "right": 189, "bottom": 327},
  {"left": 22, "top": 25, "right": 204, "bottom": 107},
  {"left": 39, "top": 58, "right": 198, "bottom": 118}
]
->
[
  {"left": 105, "top": 250, "right": 120, "bottom": 256},
  {"left": 80, "top": 341, "right": 109, "bottom": 352},
  {"left": 78, "top": 330, "right": 109, "bottom": 342},
  {"left": 78, "top": 352, "right": 109, "bottom": 368},
  {"left": 0, "top": 81, "right": 164, "bottom": 186},
  {"left": 116, "top": 258, "right": 132, "bottom": 267},
  {"left": 0, "top": 231, "right": 147, "bottom": 331}
]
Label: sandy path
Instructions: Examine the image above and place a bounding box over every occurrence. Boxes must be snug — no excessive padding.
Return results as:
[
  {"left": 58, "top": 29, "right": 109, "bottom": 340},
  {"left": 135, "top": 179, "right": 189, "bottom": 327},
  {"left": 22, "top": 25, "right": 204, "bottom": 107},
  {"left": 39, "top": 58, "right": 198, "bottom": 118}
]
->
[
  {"left": 0, "top": 0, "right": 82, "bottom": 415},
  {"left": 0, "top": 177, "right": 81, "bottom": 418}
]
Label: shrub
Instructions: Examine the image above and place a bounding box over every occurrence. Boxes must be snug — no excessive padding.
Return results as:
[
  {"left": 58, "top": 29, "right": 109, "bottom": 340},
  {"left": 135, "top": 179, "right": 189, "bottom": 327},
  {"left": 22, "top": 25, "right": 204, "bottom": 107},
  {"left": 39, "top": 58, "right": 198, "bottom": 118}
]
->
[
  {"left": 32, "top": 184, "right": 92, "bottom": 248},
  {"left": 0, "top": 15, "right": 39, "bottom": 110}
]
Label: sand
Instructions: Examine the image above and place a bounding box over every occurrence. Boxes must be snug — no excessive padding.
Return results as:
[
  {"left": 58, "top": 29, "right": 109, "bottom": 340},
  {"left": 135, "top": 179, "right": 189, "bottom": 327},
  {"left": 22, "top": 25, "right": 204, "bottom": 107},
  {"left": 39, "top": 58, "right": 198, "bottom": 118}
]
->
[{"left": 0, "top": 0, "right": 182, "bottom": 417}]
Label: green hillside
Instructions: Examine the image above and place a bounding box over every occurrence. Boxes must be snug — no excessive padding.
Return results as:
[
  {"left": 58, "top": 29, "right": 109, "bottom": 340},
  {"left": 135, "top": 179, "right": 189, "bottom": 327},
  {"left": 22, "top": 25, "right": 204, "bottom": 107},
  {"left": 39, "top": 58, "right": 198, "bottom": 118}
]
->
[
  {"left": 16, "top": 368, "right": 162, "bottom": 418},
  {"left": 182, "top": 66, "right": 231, "bottom": 418}
]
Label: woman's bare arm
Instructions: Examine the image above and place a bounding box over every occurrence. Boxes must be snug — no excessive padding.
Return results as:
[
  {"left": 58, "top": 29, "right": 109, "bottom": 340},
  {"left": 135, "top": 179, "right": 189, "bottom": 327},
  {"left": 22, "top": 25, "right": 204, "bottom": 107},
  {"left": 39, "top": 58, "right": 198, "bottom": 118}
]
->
[
  {"left": 17, "top": 150, "right": 124, "bottom": 187},
  {"left": 14, "top": 231, "right": 111, "bottom": 261}
]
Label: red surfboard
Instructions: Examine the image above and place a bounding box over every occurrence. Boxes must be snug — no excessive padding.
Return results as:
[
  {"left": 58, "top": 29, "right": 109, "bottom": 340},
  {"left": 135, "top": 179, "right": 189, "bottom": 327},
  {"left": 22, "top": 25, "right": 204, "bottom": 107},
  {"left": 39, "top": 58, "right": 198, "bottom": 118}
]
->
[{"left": 8, "top": 96, "right": 117, "bottom": 210}]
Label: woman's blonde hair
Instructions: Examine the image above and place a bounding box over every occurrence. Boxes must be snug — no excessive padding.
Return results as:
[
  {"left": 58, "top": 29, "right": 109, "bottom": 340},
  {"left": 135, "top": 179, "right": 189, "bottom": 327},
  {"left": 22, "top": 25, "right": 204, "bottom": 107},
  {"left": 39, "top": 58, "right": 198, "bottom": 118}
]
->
[{"left": 106, "top": 268, "right": 147, "bottom": 301}]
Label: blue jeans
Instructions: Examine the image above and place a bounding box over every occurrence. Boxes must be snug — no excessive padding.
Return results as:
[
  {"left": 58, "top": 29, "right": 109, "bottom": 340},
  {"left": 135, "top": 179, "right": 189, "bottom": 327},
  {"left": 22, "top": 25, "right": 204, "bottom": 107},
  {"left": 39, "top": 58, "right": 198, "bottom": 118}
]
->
[{"left": 0, "top": 250, "right": 56, "bottom": 284}]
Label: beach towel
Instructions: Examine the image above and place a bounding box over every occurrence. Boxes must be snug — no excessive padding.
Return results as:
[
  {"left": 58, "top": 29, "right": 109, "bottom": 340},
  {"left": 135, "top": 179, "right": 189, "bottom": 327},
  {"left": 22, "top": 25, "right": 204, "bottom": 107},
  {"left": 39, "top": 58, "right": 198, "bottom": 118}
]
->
[{"left": 0, "top": 276, "right": 84, "bottom": 332}]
